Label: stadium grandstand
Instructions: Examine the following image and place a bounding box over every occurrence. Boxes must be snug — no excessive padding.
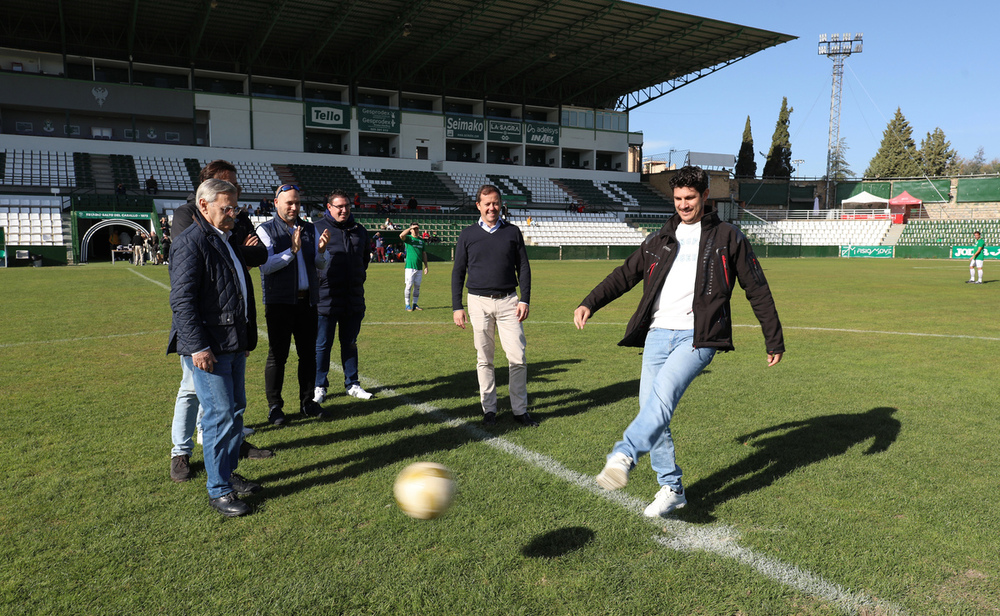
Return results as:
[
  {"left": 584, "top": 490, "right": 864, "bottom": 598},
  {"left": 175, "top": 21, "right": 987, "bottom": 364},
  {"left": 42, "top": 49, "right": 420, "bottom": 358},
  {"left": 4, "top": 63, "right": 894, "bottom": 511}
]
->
[
  {"left": 2, "top": 2, "right": 996, "bottom": 267},
  {"left": 1, "top": 0, "right": 801, "bottom": 265}
]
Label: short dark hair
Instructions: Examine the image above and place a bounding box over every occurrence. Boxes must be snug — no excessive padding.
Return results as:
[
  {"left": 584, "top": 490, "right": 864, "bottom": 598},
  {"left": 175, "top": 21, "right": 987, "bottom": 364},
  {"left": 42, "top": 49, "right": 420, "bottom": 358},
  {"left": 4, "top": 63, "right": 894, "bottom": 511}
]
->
[
  {"left": 199, "top": 160, "right": 237, "bottom": 183},
  {"left": 328, "top": 190, "right": 350, "bottom": 204},
  {"left": 476, "top": 184, "right": 501, "bottom": 203},
  {"left": 669, "top": 165, "right": 709, "bottom": 194}
]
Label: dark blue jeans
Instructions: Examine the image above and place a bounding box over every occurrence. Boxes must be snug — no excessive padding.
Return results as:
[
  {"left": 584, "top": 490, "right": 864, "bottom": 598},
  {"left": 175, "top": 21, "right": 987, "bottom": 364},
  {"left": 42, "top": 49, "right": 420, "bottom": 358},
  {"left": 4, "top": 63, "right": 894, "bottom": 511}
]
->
[{"left": 315, "top": 311, "right": 364, "bottom": 390}]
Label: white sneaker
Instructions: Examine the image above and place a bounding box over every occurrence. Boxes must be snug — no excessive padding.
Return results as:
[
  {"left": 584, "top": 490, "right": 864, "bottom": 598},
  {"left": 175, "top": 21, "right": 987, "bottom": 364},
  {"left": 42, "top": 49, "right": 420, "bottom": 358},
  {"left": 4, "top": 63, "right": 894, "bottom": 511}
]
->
[
  {"left": 643, "top": 486, "right": 687, "bottom": 517},
  {"left": 347, "top": 384, "right": 373, "bottom": 400},
  {"left": 596, "top": 452, "right": 633, "bottom": 490},
  {"left": 242, "top": 426, "right": 255, "bottom": 437},
  {"left": 313, "top": 386, "right": 327, "bottom": 403}
]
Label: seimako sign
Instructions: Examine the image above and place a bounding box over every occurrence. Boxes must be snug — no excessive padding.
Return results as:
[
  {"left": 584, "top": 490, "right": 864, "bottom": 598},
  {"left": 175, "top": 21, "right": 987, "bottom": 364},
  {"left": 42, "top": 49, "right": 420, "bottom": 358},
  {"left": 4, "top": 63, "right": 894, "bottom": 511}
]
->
[
  {"left": 525, "top": 121, "right": 559, "bottom": 146},
  {"left": 305, "top": 102, "right": 351, "bottom": 129},
  {"left": 445, "top": 115, "right": 484, "bottom": 140}
]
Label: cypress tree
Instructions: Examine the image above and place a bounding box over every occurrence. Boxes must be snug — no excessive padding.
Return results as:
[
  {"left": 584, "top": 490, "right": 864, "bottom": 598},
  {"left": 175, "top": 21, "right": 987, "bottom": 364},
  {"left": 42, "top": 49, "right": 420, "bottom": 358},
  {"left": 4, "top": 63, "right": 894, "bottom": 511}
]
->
[
  {"left": 762, "top": 97, "right": 794, "bottom": 179},
  {"left": 735, "top": 116, "right": 756, "bottom": 179}
]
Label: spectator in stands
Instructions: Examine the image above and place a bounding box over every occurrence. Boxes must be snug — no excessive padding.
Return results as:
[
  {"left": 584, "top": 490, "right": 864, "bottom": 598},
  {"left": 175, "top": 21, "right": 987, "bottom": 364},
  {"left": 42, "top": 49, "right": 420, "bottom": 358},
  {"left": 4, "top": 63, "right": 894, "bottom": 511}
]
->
[
  {"left": 259, "top": 198, "right": 271, "bottom": 216},
  {"left": 452, "top": 184, "right": 536, "bottom": 428},
  {"left": 374, "top": 232, "right": 386, "bottom": 263},
  {"left": 573, "top": 165, "right": 784, "bottom": 518},
  {"left": 313, "top": 190, "right": 372, "bottom": 404},
  {"left": 353, "top": 193, "right": 362, "bottom": 208},
  {"left": 525, "top": 216, "right": 533, "bottom": 227},
  {"left": 407, "top": 196, "right": 418, "bottom": 210},
  {"left": 257, "top": 184, "right": 331, "bottom": 426},
  {"left": 168, "top": 178, "right": 260, "bottom": 517},
  {"left": 145, "top": 176, "right": 159, "bottom": 195},
  {"left": 968, "top": 231, "right": 986, "bottom": 284},
  {"left": 116, "top": 183, "right": 126, "bottom": 196},
  {"left": 400, "top": 222, "right": 429, "bottom": 311},
  {"left": 169, "top": 160, "right": 270, "bottom": 485},
  {"left": 421, "top": 229, "right": 430, "bottom": 241},
  {"left": 393, "top": 195, "right": 403, "bottom": 206}
]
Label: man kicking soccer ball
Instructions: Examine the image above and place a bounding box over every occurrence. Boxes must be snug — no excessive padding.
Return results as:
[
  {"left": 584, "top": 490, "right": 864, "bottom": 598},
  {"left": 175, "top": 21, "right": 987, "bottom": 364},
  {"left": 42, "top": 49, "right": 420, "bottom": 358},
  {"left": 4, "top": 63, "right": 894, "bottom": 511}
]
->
[
  {"left": 573, "top": 165, "right": 785, "bottom": 518},
  {"left": 967, "top": 231, "right": 985, "bottom": 284}
]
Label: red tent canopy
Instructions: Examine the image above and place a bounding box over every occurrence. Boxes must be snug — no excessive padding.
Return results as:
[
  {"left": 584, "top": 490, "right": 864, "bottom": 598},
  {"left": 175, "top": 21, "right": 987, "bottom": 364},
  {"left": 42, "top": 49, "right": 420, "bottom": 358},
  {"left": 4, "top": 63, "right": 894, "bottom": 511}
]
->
[{"left": 889, "top": 191, "right": 922, "bottom": 206}]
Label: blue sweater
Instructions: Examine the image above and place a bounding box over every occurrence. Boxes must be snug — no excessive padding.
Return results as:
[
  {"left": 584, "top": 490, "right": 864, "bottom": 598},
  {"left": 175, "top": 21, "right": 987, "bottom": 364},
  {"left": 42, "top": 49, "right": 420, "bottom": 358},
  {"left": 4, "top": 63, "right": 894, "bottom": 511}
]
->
[{"left": 451, "top": 220, "right": 531, "bottom": 310}]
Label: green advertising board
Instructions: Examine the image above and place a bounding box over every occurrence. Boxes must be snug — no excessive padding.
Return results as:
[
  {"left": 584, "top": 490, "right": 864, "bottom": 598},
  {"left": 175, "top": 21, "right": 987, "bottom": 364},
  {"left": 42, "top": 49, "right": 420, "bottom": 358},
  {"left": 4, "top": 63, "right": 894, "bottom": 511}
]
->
[
  {"left": 839, "top": 245, "right": 894, "bottom": 258},
  {"left": 487, "top": 119, "right": 523, "bottom": 143},
  {"left": 304, "top": 102, "right": 351, "bottom": 130},
  {"left": 525, "top": 121, "right": 559, "bottom": 146},
  {"left": 445, "top": 115, "right": 484, "bottom": 140},
  {"left": 0, "top": 226, "right": 5, "bottom": 264},
  {"left": 358, "top": 107, "right": 400, "bottom": 134},
  {"left": 952, "top": 245, "right": 999, "bottom": 259}
]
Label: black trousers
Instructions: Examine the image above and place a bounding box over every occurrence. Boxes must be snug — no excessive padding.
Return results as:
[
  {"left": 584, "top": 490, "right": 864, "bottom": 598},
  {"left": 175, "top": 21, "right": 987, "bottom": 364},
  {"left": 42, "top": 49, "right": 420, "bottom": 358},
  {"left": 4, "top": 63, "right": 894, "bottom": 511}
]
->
[{"left": 263, "top": 300, "right": 318, "bottom": 412}]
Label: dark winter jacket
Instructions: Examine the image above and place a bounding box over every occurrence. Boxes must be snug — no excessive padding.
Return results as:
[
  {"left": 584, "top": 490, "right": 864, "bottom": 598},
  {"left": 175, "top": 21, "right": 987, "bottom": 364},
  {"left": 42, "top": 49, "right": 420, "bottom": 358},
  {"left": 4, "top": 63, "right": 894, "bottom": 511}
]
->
[
  {"left": 171, "top": 193, "right": 266, "bottom": 268},
  {"left": 314, "top": 211, "right": 369, "bottom": 315},
  {"left": 578, "top": 211, "right": 784, "bottom": 354},
  {"left": 167, "top": 209, "right": 257, "bottom": 356}
]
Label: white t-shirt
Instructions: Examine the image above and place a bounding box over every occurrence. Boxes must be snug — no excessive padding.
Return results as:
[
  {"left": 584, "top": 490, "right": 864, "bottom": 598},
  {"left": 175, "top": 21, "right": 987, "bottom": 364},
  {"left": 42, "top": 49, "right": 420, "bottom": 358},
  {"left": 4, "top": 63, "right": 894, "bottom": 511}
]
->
[{"left": 650, "top": 221, "right": 701, "bottom": 331}]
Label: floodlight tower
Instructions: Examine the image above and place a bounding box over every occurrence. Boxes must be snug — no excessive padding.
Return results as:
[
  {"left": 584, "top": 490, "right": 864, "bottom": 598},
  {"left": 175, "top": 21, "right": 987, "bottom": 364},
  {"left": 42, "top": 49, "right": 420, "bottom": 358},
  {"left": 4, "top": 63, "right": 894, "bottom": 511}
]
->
[{"left": 818, "top": 32, "right": 863, "bottom": 208}]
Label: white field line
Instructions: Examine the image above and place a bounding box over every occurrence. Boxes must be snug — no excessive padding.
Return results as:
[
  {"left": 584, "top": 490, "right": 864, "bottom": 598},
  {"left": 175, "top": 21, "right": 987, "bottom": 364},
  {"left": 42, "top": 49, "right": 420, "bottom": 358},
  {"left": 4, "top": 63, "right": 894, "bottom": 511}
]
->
[
  {"left": 375, "top": 382, "right": 906, "bottom": 616},
  {"left": 20, "top": 267, "right": 905, "bottom": 614}
]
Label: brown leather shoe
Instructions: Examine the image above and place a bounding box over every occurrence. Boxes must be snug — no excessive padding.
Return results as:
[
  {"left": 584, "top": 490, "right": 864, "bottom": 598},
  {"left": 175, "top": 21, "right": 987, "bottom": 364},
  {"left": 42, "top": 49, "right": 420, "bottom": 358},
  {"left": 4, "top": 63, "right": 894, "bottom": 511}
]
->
[{"left": 170, "top": 455, "right": 192, "bottom": 482}]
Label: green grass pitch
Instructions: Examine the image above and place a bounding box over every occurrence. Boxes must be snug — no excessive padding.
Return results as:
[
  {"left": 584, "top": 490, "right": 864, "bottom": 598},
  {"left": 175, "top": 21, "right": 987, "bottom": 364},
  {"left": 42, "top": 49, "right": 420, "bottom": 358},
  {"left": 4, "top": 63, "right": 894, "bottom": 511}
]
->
[{"left": 1, "top": 257, "right": 998, "bottom": 615}]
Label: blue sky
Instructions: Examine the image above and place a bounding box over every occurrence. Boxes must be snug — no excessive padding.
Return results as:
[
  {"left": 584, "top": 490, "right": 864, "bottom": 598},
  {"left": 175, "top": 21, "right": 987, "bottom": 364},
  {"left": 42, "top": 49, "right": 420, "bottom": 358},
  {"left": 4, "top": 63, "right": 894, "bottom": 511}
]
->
[{"left": 628, "top": 1, "right": 998, "bottom": 178}]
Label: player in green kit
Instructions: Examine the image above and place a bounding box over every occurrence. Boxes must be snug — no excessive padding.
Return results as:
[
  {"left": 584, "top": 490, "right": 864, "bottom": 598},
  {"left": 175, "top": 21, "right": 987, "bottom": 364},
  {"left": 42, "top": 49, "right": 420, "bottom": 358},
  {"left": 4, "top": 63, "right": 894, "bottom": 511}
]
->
[
  {"left": 967, "top": 231, "right": 985, "bottom": 284},
  {"left": 400, "top": 222, "right": 429, "bottom": 310}
]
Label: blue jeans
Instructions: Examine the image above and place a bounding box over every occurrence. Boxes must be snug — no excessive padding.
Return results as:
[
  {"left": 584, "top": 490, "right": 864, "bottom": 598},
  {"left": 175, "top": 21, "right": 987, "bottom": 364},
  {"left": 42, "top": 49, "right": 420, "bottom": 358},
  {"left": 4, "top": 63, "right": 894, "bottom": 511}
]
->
[
  {"left": 170, "top": 357, "right": 204, "bottom": 458},
  {"left": 611, "top": 329, "right": 716, "bottom": 490},
  {"left": 315, "top": 312, "right": 363, "bottom": 390},
  {"left": 183, "top": 353, "right": 246, "bottom": 499}
]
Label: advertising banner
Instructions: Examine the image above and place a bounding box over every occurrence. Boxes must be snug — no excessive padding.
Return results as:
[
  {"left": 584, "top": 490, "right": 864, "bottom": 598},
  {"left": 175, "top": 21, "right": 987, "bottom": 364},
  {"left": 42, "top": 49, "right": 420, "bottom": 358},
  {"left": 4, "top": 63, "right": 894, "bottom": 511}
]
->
[
  {"left": 487, "top": 119, "right": 523, "bottom": 142},
  {"left": 358, "top": 107, "right": 400, "bottom": 134},
  {"left": 525, "top": 121, "right": 559, "bottom": 146},
  {"left": 445, "top": 115, "right": 484, "bottom": 140},
  {"left": 305, "top": 102, "right": 350, "bottom": 129},
  {"left": 76, "top": 211, "right": 153, "bottom": 220},
  {"left": 839, "top": 245, "right": 894, "bottom": 258},
  {"left": 951, "top": 245, "right": 999, "bottom": 260}
]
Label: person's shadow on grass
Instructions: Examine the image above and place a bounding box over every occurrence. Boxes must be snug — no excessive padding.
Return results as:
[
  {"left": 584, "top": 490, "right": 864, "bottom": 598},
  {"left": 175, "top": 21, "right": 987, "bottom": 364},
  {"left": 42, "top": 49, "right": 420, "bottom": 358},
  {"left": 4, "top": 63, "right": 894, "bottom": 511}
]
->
[{"left": 678, "top": 406, "right": 900, "bottom": 523}]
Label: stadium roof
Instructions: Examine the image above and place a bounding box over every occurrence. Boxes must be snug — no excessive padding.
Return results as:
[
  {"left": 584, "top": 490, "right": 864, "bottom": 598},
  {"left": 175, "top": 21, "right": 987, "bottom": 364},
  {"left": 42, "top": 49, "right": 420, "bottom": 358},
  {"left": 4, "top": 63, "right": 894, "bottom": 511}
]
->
[{"left": 2, "top": 0, "right": 795, "bottom": 111}]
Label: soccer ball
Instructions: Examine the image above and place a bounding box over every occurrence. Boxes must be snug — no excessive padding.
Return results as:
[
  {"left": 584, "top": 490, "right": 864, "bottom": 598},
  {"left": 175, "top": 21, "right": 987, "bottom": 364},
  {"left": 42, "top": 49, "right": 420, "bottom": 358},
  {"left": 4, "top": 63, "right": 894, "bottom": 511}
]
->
[{"left": 394, "top": 462, "right": 455, "bottom": 520}]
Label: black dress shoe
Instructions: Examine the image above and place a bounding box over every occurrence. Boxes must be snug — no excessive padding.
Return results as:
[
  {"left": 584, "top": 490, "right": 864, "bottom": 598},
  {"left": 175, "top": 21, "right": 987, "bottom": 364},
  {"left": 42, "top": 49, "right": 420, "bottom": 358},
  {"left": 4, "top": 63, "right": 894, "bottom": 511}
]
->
[
  {"left": 483, "top": 411, "right": 497, "bottom": 426},
  {"left": 513, "top": 412, "right": 539, "bottom": 427},
  {"left": 209, "top": 492, "right": 250, "bottom": 517},
  {"left": 268, "top": 408, "right": 287, "bottom": 427},
  {"left": 302, "top": 401, "right": 332, "bottom": 420},
  {"left": 229, "top": 472, "right": 262, "bottom": 496},
  {"left": 240, "top": 440, "right": 274, "bottom": 460}
]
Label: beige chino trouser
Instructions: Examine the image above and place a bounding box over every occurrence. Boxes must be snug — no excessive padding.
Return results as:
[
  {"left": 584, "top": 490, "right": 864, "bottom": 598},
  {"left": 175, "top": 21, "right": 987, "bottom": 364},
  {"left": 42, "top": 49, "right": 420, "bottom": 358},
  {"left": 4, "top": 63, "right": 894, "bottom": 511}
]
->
[{"left": 466, "top": 293, "right": 528, "bottom": 416}]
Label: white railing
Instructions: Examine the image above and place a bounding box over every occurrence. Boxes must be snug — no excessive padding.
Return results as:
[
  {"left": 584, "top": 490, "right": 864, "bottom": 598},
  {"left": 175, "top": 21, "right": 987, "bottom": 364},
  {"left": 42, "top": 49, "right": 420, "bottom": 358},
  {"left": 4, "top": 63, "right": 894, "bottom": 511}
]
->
[{"left": 744, "top": 208, "right": 892, "bottom": 221}]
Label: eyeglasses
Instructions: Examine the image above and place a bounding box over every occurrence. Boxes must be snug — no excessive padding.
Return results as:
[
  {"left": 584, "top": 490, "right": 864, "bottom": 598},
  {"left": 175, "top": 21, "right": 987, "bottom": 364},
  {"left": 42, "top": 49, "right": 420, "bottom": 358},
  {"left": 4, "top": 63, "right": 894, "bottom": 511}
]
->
[
  {"left": 276, "top": 184, "right": 300, "bottom": 196},
  {"left": 218, "top": 205, "right": 238, "bottom": 214}
]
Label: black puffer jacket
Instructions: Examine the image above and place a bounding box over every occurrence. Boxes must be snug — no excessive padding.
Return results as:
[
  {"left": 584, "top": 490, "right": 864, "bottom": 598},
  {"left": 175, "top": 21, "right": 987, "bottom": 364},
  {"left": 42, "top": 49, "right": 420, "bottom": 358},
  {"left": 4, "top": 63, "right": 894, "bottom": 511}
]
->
[
  {"left": 167, "top": 209, "right": 257, "bottom": 356},
  {"left": 579, "top": 211, "right": 784, "bottom": 354},
  {"left": 315, "top": 211, "right": 369, "bottom": 316}
]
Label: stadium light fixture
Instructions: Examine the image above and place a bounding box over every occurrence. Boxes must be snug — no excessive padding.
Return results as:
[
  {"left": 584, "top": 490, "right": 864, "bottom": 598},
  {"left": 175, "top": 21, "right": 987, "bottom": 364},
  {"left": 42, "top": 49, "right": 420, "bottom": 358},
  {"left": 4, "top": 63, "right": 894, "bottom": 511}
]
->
[{"left": 818, "top": 31, "right": 863, "bottom": 208}]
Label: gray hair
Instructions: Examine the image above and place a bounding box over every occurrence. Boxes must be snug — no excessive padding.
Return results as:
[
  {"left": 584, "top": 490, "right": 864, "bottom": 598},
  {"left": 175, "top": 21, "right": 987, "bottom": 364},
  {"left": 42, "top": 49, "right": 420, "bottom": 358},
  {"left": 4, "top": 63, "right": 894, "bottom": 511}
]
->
[{"left": 196, "top": 178, "right": 238, "bottom": 206}]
